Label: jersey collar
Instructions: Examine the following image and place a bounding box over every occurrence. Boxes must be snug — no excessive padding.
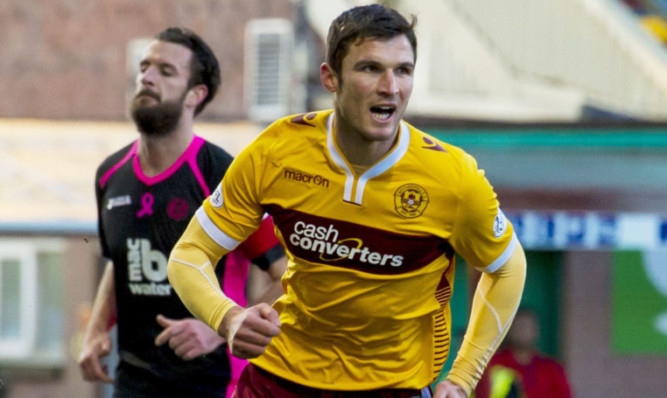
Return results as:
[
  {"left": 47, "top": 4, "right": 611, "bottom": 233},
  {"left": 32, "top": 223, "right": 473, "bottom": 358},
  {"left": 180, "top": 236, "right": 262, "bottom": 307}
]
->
[{"left": 326, "top": 112, "right": 410, "bottom": 205}]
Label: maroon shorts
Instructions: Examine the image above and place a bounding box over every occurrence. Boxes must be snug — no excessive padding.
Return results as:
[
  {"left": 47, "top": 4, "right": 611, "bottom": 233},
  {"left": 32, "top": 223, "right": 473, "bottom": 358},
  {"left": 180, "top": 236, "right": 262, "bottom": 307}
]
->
[{"left": 232, "top": 363, "right": 431, "bottom": 398}]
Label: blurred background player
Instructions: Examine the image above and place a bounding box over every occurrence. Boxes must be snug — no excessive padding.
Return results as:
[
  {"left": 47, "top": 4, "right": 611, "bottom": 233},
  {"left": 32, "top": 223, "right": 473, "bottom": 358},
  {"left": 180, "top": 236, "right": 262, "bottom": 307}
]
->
[
  {"left": 475, "top": 308, "right": 573, "bottom": 398},
  {"left": 77, "top": 27, "right": 286, "bottom": 398},
  {"left": 167, "top": 5, "right": 526, "bottom": 398}
]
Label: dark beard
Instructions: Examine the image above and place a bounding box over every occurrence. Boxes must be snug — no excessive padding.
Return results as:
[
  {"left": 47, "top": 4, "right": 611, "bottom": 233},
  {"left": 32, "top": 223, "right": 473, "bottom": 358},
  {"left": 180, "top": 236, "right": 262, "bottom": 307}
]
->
[{"left": 130, "top": 91, "right": 185, "bottom": 136}]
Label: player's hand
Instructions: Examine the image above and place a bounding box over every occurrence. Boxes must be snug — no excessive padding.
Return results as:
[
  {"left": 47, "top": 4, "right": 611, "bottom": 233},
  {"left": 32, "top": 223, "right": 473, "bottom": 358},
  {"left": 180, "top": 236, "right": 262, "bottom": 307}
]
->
[
  {"left": 433, "top": 379, "right": 467, "bottom": 398},
  {"left": 155, "top": 314, "right": 225, "bottom": 360},
  {"left": 77, "top": 328, "right": 114, "bottom": 383},
  {"left": 220, "top": 303, "right": 281, "bottom": 359}
]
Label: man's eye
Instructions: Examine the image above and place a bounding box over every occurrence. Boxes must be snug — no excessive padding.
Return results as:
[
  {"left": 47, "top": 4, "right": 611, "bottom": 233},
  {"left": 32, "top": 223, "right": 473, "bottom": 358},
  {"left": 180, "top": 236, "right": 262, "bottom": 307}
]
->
[{"left": 397, "top": 67, "right": 413, "bottom": 76}]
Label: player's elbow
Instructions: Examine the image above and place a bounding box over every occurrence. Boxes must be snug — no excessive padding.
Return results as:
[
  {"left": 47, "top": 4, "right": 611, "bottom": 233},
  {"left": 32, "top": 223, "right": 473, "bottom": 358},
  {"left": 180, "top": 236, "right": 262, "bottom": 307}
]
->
[
  {"left": 166, "top": 260, "right": 179, "bottom": 297},
  {"left": 497, "top": 241, "right": 527, "bottom": 280},
  {"left": 167, "top": 242, "right": 189, "bottom": 293}
]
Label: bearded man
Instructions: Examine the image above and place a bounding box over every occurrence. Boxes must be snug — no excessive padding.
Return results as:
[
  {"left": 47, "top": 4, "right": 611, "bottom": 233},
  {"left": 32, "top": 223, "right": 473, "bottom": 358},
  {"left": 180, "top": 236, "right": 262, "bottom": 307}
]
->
[{"left": 78, "top": 27, "right": 286, "bottom": 398}]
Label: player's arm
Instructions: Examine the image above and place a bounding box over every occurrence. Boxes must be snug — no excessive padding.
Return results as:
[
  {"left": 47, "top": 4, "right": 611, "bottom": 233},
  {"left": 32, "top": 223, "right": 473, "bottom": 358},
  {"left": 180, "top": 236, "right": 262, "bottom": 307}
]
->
[
  {"left": 155, "top": 219, "right": 230, "bottom": 361},
  {"left": 247, "top": 252, "right": 287, "bottom": 306},
  {"left": 158, "top": 215, "right": 284, "bottom": 361},
  {"left": 168, "top": 213, "right": 237, "bottom": 330},
  {"left": 437, "top": 241, "right": 527, "bottom": 396},
  {"left": 168, "top": 212, "right": 280, "bottom": 359},
  {"left": 78, "top": 261, "right": 116, "bottom": 383},
  {"left": 154, "top": 313, "right": 225, "bottom": 361},
  {"left": 237, "top": 216, "right": 287, "bottom": 306}
]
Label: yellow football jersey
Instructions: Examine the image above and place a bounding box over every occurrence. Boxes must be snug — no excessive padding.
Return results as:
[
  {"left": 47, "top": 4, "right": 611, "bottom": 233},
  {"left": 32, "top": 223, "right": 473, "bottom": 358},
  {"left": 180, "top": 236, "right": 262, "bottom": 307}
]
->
[{"left": 196, "top": 110, "right": 517, "bottom": 390}]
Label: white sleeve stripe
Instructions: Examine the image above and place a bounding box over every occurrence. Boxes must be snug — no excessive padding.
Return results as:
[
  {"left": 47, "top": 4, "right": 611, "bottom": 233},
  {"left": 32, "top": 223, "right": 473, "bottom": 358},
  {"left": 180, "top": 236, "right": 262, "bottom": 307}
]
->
[
  {"left": 480, "top": 232, "right": 518, "bottom": 273},
  {"left": 195, "top": 206, "right": 241, "bottom": 251},
  {"left": 169, "top": 257, "right": 229, "bottom": 300},
  {"left": 476, "top": 284, "right": 503, "bottom": 334},
  {"left": 478, "top": 305, "right": 521, "bottom": 368}
]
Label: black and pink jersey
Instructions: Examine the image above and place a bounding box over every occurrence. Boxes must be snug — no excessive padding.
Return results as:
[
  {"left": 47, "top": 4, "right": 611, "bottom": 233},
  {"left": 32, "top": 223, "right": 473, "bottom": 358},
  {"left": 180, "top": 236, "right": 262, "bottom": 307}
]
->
[{"left": 95, "top": 135, "right": 282, "bottom": 396}]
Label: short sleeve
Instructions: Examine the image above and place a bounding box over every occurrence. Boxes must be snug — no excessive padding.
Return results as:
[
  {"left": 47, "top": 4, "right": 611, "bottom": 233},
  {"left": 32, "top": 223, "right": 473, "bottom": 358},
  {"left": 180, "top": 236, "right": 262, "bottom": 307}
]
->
[
  {"left": 197, "top": 136, "right": 268, "bottom": 250},
  {"left": 94, "top": 165, "right": 111, "bottom": 259},
  {"left": 450, "top": 153, "right": 516, "bottom": 273}
]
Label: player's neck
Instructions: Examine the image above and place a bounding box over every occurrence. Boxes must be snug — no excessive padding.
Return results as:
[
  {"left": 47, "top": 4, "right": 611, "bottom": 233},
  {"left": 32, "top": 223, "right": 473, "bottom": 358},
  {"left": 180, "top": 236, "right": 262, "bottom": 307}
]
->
[
  {"left": 137, "top": 123, "right": 194, "bottom": 177},
  {"left": 333, "top": 121, "right": 398, "bottom": 169}
]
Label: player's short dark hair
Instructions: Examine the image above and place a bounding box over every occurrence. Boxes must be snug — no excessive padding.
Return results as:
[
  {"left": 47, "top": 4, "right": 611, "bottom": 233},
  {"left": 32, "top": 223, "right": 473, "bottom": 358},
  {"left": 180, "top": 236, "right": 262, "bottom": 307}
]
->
[
  {"left": 156, "top": 27, "right": 221, "bottom": 115},
  {"left": 326, "top": 4, "right": 417, "bottom": 77}
]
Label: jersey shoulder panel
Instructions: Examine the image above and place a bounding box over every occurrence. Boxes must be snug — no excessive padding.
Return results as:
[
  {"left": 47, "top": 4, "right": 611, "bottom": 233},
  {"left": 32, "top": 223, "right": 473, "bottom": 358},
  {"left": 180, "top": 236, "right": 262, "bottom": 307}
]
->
[
  {"left": 402, "top": 122, "right": 474, "bottom": 197},
  {"left": 239, "top": 110, "right": 332, "bottom": 177},
  {"left": 196, "top": 139, "right": 234, "bottom": 190},
  {"left": 267, "top": 109, "right": 332, "bottom": 134},
  {"left": 252, "top": 110, "right": 332, "bottom": 149},
  {"left": 95, "top": 141, "right": 135, "bottom": 187},
  {"left": 404, "top": 122, "right": 469, "bottom": 166},
  {"left": 201, "top": 110, "right": 332, "bottom": 244},
  {"left": 408, "top": 123, "right": 493, "bottom": 200}
]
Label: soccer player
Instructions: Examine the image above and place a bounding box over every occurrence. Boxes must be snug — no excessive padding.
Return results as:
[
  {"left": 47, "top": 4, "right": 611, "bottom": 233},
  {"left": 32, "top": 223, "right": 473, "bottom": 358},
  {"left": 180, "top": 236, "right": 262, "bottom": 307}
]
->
[
  {"left": 77, "top": 27, "right": 286, "bottom": 398},
  {"left": 168, "top": 5, "right": 526, "bottom": 398}
]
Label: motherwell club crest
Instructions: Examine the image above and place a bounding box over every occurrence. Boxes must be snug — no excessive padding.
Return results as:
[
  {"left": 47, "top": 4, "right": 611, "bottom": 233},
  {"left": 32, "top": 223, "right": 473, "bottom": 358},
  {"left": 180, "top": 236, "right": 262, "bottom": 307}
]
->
[{"left": 394, "top": 184, "right": 429, "bottom": 218}]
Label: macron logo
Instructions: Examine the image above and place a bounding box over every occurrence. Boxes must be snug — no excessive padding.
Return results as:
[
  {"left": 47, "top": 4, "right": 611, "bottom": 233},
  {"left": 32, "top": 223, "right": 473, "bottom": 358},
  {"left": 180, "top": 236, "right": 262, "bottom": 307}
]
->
[{"left": 284, "top": 168, "right": 329, "bottom": 188}]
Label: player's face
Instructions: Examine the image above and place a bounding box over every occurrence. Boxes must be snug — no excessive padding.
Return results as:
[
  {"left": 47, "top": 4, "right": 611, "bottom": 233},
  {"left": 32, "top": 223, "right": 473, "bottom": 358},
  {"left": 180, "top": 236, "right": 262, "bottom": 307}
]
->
[
  {"left": 507, "top": 312, "right": 539, "bottom": 349},
  {"left": 133, "top": 40, "right": 192, "bottom": 107},
  {"left": 325, "top": 35, "right": 414, "bottom": 147},
  {"left": 130, "top": 40, "right": 193, "bottom": 134}
]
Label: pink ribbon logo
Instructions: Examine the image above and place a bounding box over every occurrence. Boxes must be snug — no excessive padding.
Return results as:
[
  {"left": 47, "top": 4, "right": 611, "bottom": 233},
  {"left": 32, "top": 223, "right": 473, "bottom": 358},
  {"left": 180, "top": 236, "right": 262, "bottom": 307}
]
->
[{"left": 137, "top": 193, "right": 154, "bottom": 218}]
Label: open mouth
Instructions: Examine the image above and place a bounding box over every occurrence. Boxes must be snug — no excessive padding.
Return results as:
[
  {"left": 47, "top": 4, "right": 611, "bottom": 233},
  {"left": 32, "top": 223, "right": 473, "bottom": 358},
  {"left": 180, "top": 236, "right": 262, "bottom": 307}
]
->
[{"left": 370, "top": 105, "right": 395, "bottom": 121}]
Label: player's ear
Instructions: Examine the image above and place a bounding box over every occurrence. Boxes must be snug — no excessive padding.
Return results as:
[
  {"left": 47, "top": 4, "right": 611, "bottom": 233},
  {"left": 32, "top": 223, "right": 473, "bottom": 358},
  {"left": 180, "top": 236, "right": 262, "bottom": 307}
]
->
[
  {"left": 185, "top": 84, "right": 208, "bottom": 109},
  {"left": 320, "top": 63, "right": 339, "bottom": 93}
]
